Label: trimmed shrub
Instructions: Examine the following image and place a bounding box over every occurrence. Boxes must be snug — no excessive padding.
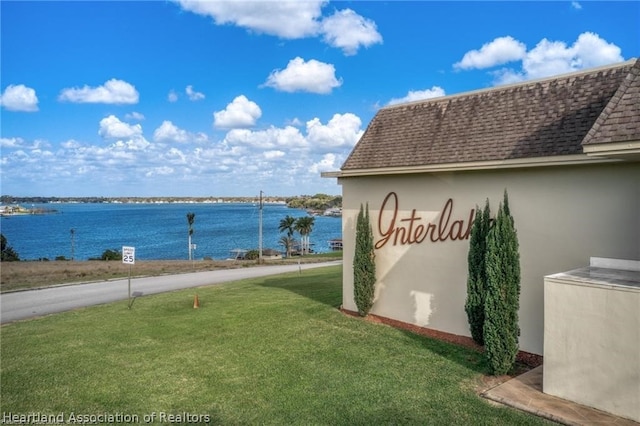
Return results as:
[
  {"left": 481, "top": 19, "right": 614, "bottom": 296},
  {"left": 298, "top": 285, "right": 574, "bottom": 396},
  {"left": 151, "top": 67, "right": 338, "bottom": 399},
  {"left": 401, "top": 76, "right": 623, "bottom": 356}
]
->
[
  {"left": 100, "top": 249, "right": 122, "bottom": 261},
  {"left": 483, "top": 190, "right": 521, "bottom": 375},
  {"left": 1, "top": 233, "right": 20, "bottom": 261},
  {"left": 353, "top": 203, "right": 376, "bottom": 316},
  {"left": 245, "top": 250, "right": 259, "bottom": 260},
  {"left": 465, "top": 199, "right": 490, "bottom": 345}
]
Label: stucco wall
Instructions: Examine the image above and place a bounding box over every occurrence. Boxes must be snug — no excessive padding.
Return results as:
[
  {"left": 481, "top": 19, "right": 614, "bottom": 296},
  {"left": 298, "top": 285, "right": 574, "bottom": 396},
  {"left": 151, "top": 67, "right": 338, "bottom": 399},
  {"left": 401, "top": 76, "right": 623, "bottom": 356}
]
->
[
  {"left": 339, "top": 162, "right": 640, "bottom": 355},
  {"left": 543, "top": 274, "right": 640, "bottom": 422}
]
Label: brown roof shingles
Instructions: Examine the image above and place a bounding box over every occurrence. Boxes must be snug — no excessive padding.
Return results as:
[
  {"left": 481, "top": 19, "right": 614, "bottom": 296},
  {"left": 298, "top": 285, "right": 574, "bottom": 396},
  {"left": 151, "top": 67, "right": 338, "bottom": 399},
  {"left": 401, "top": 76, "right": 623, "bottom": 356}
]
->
[
  {"left": 582, "top": 59, "right": 640, "bottom": 145},
  {"left": 342, "top": 59, "right": 640, "bottom": 171}
]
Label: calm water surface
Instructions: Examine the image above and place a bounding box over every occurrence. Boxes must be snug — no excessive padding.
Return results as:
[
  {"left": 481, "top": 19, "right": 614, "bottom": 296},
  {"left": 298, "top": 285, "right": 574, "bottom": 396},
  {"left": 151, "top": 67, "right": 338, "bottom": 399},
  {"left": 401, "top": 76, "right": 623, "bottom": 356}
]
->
[{"left": 0, "top": 203, "right": 342, "bottom": 261}]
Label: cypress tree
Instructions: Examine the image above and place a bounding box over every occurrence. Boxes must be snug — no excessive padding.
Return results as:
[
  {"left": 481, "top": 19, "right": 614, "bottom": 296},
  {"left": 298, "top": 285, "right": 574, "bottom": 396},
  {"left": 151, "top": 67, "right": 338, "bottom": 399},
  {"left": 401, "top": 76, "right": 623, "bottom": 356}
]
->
[
  {"left": 465, "top": 199, "right": 490, "bottom": 345},
  {"left": 483, "top": 190, "right": 521, "bottom": 375},
  {"left": 353, "top": 203, "right": 376, "bottom": 316}
]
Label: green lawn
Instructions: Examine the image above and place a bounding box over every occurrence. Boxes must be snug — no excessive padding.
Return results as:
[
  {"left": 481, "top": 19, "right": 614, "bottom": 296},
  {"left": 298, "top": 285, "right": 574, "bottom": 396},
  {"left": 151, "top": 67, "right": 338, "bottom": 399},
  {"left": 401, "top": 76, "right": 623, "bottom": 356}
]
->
[{"left": 0, "top": 266, "right": 549, "bottom": 425}]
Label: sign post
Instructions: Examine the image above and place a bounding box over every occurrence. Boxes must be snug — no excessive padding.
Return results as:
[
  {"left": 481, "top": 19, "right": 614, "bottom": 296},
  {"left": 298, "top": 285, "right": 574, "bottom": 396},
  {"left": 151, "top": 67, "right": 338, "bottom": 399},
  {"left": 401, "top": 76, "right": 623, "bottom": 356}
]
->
[{"left": 122, "top": 246, "right": 135, "bottom": 308}]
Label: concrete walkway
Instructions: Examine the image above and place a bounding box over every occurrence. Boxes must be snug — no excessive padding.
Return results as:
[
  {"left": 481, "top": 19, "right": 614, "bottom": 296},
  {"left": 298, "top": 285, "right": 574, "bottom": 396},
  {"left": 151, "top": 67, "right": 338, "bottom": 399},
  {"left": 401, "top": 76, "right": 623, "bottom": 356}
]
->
[
  {"left": 483, "top": 366, "right": 639, "bottom": 425},
  {"left": 1, "top": 261, "right": 342, "bottom": 324}
]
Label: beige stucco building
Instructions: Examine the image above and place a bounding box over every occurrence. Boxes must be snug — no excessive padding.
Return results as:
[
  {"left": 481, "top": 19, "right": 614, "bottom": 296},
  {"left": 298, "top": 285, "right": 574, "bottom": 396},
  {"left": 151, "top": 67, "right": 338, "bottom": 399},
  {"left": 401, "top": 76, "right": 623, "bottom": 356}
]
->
[{"left": 324, "top": 58, "right": 640, "bottom": 358}]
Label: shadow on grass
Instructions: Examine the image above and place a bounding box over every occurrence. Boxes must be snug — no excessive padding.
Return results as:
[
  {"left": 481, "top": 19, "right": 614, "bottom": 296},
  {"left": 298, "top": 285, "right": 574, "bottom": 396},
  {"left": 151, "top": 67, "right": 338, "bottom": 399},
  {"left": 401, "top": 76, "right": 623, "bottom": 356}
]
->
[
  {"left": 398, "top": 327, "right": 489, "bottom": 375},
  {"left": 395, "top": 325, "right": 533, "bottom": 377},
  {"left": 259, "top": 266, "right": 488, "bottom": 375},
  {"left": 258, "top": 266, "right": 343, "bottom": 309}
]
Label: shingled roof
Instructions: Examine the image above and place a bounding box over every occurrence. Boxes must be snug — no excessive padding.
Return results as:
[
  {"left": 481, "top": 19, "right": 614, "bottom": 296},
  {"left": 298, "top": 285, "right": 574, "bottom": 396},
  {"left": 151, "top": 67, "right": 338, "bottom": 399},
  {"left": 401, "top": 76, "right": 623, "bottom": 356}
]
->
[{"left": 341, "top": 59, "right": 640, "bottom": 172}]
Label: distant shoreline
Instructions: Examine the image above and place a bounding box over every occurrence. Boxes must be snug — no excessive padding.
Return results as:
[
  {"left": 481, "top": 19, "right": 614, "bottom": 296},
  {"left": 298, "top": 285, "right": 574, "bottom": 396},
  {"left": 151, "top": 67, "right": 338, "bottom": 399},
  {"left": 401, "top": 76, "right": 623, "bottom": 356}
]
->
[
  {"left": 0, "top": 206, "right": 59, "bottom": 216},
  {"left": 1, "top": 196, "right": 290, "bottom": 205},
  {"left": 1, "top": 194, "right": 343, "bottom": 213}
]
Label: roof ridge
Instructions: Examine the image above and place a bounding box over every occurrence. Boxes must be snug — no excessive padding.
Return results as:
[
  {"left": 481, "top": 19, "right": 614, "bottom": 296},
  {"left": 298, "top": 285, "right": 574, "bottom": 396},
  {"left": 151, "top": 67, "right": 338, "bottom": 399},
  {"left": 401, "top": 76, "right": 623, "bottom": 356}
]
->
[
  {"left": 382, "top": 58, "right": 639, "bottom": 111},
  {"left": 582, "top": 58, "right": 640, "bottom": 146}
]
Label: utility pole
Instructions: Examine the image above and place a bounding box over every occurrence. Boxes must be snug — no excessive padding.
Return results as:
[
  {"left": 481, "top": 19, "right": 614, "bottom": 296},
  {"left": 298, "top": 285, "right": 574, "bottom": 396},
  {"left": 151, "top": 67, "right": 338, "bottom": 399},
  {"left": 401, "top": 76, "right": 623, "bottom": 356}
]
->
[
  {"left": 187, "top": 213, "right": 195, "bottom": 262},
  {"left": 258, "top": 190, "right": 263, "bottom": 263},
  {"left": 70, "top": 229, "right": 75, "bottom": 261}
]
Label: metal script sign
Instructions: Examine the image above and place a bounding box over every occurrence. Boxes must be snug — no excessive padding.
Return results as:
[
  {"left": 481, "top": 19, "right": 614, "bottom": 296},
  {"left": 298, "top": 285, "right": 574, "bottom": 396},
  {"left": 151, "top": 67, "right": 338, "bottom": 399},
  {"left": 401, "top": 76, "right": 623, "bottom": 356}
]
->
[{"left": 375, "top": 192, "right": 475, "bottom": 249}]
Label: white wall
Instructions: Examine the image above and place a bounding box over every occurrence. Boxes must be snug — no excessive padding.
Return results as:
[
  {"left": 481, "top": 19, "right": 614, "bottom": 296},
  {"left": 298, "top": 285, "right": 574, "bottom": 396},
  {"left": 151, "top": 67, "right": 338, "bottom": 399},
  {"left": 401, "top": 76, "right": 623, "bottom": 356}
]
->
[
  {"left": 544, "top": 275, "right": 640, "bottom": 422},
  {"left": 339, "top": 162, "right": 640, "bottom": 355}
]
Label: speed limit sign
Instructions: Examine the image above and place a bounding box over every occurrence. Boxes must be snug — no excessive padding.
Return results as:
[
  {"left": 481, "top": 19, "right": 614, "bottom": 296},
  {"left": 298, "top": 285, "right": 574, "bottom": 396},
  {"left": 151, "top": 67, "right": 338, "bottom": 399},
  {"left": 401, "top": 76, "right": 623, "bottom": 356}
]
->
[{"left": 122, "top": 246, "right": 135, "bottom": 265}]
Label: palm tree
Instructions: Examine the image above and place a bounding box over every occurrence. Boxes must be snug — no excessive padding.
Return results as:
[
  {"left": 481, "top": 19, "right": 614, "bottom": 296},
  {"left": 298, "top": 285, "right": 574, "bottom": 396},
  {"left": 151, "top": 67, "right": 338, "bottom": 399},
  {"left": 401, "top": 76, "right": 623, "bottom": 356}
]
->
[
  {"left": 187, "top": 212, "right": 195, "bottom": 260},
  {"left": 295, "top": 216, "right": 315, "bottom": 255},
  {"left": 278, "top": 215, "right": 296, "bottom": 237},
  {"left": 278, "top": 215, "right": 297, "bottom": 257},
  {"left": 279, "top": 236, "right": 295, "bottom": 258}
]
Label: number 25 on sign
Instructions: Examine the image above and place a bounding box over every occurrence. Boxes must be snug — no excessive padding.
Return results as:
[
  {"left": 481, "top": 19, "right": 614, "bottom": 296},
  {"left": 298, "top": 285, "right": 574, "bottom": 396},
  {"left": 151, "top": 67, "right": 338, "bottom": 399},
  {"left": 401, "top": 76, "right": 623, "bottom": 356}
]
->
[
  {"left": 122, "top": 246, "right": 135, "bottom": 264},
  {"left": 122, "top": 246, "right": 135, "bottom": 308}
]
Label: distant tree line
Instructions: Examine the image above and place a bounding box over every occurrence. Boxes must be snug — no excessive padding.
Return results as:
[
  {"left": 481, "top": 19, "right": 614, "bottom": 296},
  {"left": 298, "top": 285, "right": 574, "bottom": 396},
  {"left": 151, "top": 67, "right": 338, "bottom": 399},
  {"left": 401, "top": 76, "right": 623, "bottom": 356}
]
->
[
  {"left": 1, "top": 194, "right": 342, "bottom": 206},
  {"left": 1, "top": 196, "right": 113, "bottom": 204},
  {"left": 286, "top": 194, "right": 342, "bottom": 210}
]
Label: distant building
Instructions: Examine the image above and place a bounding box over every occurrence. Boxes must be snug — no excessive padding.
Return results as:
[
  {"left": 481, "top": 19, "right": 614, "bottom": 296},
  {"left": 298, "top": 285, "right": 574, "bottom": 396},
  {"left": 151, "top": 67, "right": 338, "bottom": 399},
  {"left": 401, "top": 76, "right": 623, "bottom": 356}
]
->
[
  {"left": 328, "top": 238, "right": 343, "bottom": 251},
  {"left": 262, "top": 249, "right": 283, "bottom": 260}
]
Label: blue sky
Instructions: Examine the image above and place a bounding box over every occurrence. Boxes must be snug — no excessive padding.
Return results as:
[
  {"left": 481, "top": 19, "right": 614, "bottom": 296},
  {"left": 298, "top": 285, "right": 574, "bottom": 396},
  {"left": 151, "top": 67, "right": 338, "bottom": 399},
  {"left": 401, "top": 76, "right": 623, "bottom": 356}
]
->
[{"left": 1, "top": 1, "right": 638, "bottom": 197}]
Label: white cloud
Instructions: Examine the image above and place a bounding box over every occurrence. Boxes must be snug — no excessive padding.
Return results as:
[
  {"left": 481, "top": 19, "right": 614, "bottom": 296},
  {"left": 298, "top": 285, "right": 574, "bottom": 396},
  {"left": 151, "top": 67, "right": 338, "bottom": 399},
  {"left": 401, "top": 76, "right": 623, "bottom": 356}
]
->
[
  {"left": 186, "top": 85, "right": 205, "bottom": 101},
  {"left": 388, "top": 86, "right": 446, "bottom": 106},
  {"left": 0, "top": 84, "right": 39, "bottom": 112},
  {"left": 1, "top": 136, "right": 150, "bottom": 190},
  {"left": 263, "top": 57, "right": 342, "bottom": 94},
  {"left": 126, "top": 111, "right": 145, "bottom": 121},
  {"left": 168, "top": 90, "right": 178, "bottom": 102},
  {"left": 511, "top": 32, "right": 623, "bottom": 84},
  {"left": 99, "top": 115, "right": 143, "bottom": 139},
  {"left": 320, "top": 9, "right": 382, "bottom": 56},
  {"left": 176, "top": 1, "right": 381, "bottom": 56},
  {"left": 306, "top": 113, "right": 363, "bottom": 152},
  {"left": 488, "top": 68, "right": 525, "bottom": 85},
  {"left": 519, "top": 38, "right": 578, "bottom": 79},
  {"left": 61, "top": 140, "right": 83, "bottom": 149},
  {"left": 145, "top": 166, "right": 174, "bottom": 177},
  {"left": 59, "top": 79, "right": 139, "bottom": 104},
  {"left": 2, "top": 110, "right": 362, "bottom": 196},
  {"left": 162, "top": 147, "right": 187, "bottom": 165},
  {"left": 264, "top": 150, "right": 286, "bottom": 160},
  {"left": 154, "top": 121, "right": 190, "bottom": 143},
  {"left": 456, "top": 32, "right": 625, "bottom": 86},
  {"left": 454, "top": 36, "right": 527, "bottom": 70},
  {"left": 111, "top": 138, "right": 150, "bottom": 151},
  {"left": 309, "top": 153, "right": 339, "bottom": 174},
  {"left": 153, "top": 120, "right": 208, "bottom": 144},
  {"left": 213, "top": 95, "right": 262, "bottom": 129},
  {"left": 558, "top": 31, "right": 622, "bottom": 70},
  {"left": 224, "top": 125, "right": 307, "bottom": 150},
  {"left": 1, "top": 137, "right": 50, "bottom": 150},
  {"left": 1, "top": 137, "right": 25, "bottom": 148},
  {"left": 287, "top": 117, "right": 304, "bottom": 127},
  {"left": 176, "top": 0, "right": 323, "bottom": 39},
  {"left": 571, "top": 1, "right": 582, "bottom": 10}
]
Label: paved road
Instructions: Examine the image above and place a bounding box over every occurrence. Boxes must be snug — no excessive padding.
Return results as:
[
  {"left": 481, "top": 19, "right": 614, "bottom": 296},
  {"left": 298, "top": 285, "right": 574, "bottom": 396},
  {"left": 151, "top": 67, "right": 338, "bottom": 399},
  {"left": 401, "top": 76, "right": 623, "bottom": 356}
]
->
[{"left": 0, "top": 261, "right": 342, "bottom": 324}]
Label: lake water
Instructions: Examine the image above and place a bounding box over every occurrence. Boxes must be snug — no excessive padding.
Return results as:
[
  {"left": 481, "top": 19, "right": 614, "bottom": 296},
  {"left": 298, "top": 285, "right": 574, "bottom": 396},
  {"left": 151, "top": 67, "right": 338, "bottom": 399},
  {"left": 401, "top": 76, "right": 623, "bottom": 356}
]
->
[{"left": 0, "top": 203, "right": 342, "bottom": 261}]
